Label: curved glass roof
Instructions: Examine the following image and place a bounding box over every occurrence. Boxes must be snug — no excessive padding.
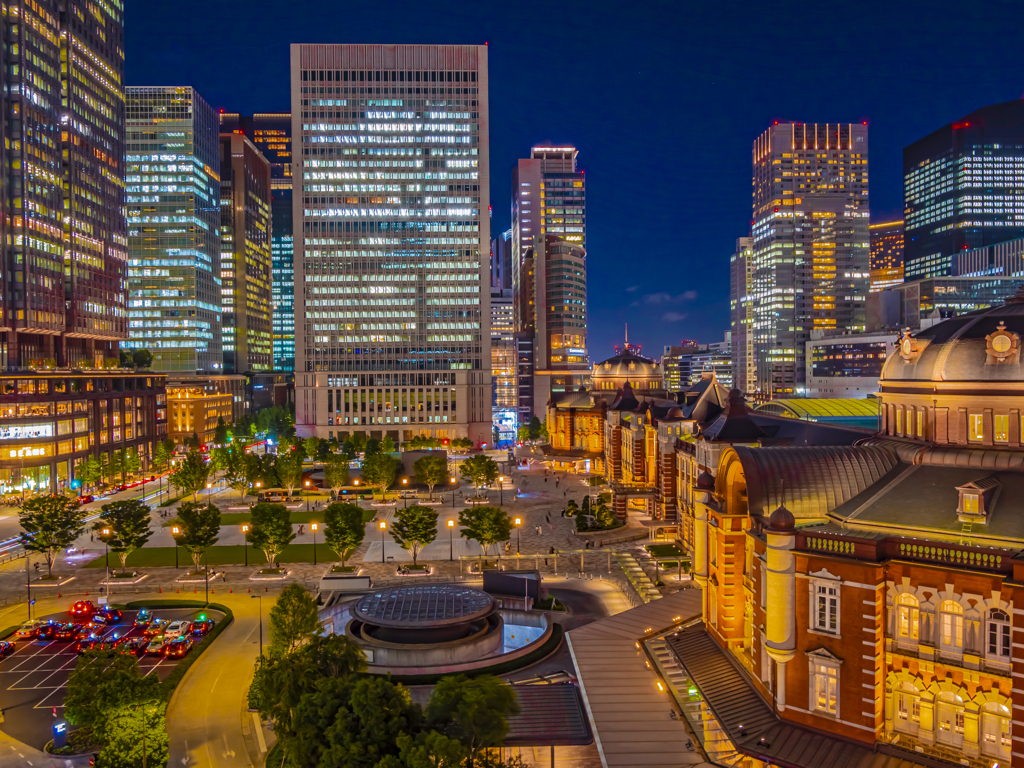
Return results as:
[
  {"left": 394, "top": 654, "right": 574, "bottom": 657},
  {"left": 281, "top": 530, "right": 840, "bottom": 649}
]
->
[{"left": 754, "top": 398, "right": 879, "bottom": 420}]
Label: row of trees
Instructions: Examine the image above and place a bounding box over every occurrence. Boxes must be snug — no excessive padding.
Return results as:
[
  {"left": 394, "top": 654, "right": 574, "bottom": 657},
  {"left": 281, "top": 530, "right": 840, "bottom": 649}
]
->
[
  {"left": 516, "top": 416, "right": 548, "bottom": 443},
  {"left": 567, "top": 493, "right": 616, "bottom": 531},
  {"left": 250, "top": 586, "right": 523, "bottom": 768}
]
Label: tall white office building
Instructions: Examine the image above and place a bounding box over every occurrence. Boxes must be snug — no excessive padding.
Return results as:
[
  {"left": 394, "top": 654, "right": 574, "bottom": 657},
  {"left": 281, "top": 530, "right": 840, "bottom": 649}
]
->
[{"left": 290, "top": 44, "right": 492, "bottom": 445}]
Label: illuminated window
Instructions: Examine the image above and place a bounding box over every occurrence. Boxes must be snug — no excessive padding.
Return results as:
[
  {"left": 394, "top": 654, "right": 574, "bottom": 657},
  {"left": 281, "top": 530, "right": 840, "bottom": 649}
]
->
[
  {"left": 994, "top": 414, "right": 1009, "bottom": 442},
  {"left": 940, "top": 600, "right": 964, "bottom": 651},
  {"left": 897, "top": 593, "right": 919, "bottom": 641},
  {"left": 969, "top": 413, "right": 984, "bottom": 441},
  {"left": 811, "top": 661, "right": 838, "bottom": 716},
  {"left": 916, "top": 409, "right": 924, "bottom": 437},
  {"left": 811, "top": 579, "right": 839, "bottom": 634}
]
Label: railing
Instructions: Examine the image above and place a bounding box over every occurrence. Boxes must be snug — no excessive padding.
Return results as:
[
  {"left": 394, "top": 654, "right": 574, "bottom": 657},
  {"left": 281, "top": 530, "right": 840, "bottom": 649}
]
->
[
  {"left": 0, "top": 546, "right": 25, "bottom": 566},
  {"left": 884, "top": 539, "right": 1013, "bottom": 574}
]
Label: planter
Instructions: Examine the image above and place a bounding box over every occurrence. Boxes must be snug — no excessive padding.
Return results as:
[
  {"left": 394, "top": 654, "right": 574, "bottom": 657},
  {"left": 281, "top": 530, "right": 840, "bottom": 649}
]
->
[
  {"left": 28, "top": 575, "right": 76, "bottom": 587},
  {"left": 396, "top": 566, "right": 431, "bottom": 576},
  {"left": 250, "top": 568, "right": 290, "bottom": 581},
  {"left": 175, "top": 570, "right": 222, "bottom": 583},
  {"left": 371, "top": 501, "right": 397, "bottom": 507},
  {"left": 329, "top": 565, "right": 361, "bottom": 574},
  {"left": 100, "top": 573, "right": 148, "bottom": 586},
  {"left": 418, "top": 499, "right": 443, "bottom": 506}
]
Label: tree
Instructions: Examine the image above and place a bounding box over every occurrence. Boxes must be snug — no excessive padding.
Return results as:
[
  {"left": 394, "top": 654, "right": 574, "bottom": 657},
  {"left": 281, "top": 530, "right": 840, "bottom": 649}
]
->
[
  {"left": 391, "top": 505, "right": 438, "bottom": 567},
  {"left": 381, "top": 435, "right": 397, "bottom": 454},
  {"left": 19, "top": 495, "right": 86, "bottom": 577},
  {"left": 170, "top": 449, "right": 210, "bottom": 501},
  {"left": 152, "top": 439, "right": 174, "bottom": 473},
  {"left": 123, "top": 447, "right": 141, "bottom": 479},
  {"left": 565, "top": 499, "right": 578, "bottom": 518},
  {"left": 185, "top": 432, "right": 202, "bottom": 451},
  {"left": 79, "top": 455, "right": 102, "bottom": 491},
  {"left": 118, "top": 349, "right": 136, "bottom": 369},
  {"left": 96, "top": 702, "right": 168, "bottom": 768},
  {"left": 349, "top": 432, "right": 367, "bottom": 455},
  {"left": 426, "top": 674, "right": 521, "bottom": 766},
  {"left": 303, "top": 436, "right": 321, "bottom": 460},
  {"left": 324, "top": 457, "right": 350, "bottom": 498},
  {"left": 249, "top": 503, "right": 295, "bottom": 567},
  {"left": 176, "top": 501, "right": 221, "bottom": 574},
  {"left": 213, "top": 416, "right": 230, "bottom": 445},
  {"left": 269, "top": 583, "right": 322, "bottom": 656},
  {"left": 323, "top": 502, "right": 365, "bottom": 567},
  {"left": 242, "top": 452, "right": 264, "bottom": 494},
  {"left": 97, "top": 451, "right": 112, "bottom": 487},
  {"left": 131, "top": 348, "right": 154, "bottom": 370},
  {"left": 396, "top": 730, "right": 468, "bottom": 768},
  {"left": 220, "top": 445, "right": 248, "bottom": 499},
  {"left": 65, "top": 650, "right": 161, "bottom": 730},
  {"left": 95, "top": 499, "right": 152, "bottom": 574},
  {"left": 595, "top": 499, "right": 615, "bottom": 528},
  {"left": 413, "top": 454, "right": 448, "bottom": 500},
  {"left": 109, "top": 449, "right": 125, "bottom": 484},
  {"left": 361, "top": 451, "right": 401, "bottom": 501},
  {"left": 275, "top": 450, "right": 304, "bottom": 499},
  {"left": 458, "top": 506, "right": 512, "bottom": 560},
  {"left": 459, "top": 454, "right": 499, "bottom": 493},
  {"left": 516, "top": 424, "right": 530, "bottom": 443}
]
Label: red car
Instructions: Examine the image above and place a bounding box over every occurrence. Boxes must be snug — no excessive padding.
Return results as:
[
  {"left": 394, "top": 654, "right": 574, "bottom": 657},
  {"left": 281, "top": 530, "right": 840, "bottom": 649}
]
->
[
  {"left": 163, "top": 637, "right": 193, "bottom": 659},
  {"left": 54, "top": 623, "right": 82, "bottom": 641},
  {"left": 75, "top": 637, "right": 114, "bottom": 655},
  {"left": 0, "top": 640, "right": 15, "bottom": 659},
  {"left": 70, "top": 601, "right": 94, "bottom": 619},
  {"left": 77, "top": 494, "right": 95, "bottom": 504},
  {"left": 74, "top": 623, "right": 102, "bottom": 640},
  {"left": 34, "top": 623, "right": 57, "bottom": 641}
]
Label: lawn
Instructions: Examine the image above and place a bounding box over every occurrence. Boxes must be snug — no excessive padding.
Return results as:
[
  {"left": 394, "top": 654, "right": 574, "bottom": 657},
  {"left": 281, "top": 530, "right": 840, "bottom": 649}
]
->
[
  {"left": 162, "top": 508, "right": 376, "bottom": 528},
  {"left": 85, "top": 542, "right": 351, "bottom": 568},
  {"left": 645, "top": 543, "right": 687, "bottom": 558}
]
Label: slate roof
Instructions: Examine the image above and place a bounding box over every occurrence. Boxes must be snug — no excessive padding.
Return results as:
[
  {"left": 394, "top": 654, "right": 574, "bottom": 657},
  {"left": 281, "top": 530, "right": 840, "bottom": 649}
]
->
[{"left": 503, "top": 683, "right": 593, "bottom": 747}]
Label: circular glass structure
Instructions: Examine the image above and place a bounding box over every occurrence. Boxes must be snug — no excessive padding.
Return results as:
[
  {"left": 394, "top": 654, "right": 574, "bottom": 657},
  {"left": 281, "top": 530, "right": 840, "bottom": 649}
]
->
[{"left": 351, "top": 585, "right": 498, "bottom": 646}]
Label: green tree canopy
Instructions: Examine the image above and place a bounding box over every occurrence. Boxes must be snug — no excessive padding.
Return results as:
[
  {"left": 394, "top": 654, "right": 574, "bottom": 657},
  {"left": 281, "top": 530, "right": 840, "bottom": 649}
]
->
[
  {"left": 108, "top": 449, "right": 125, "bottom": 484},
  {"left": 123, "top": 447, "right": 141, "bottom": 478},
  {"left": 413, "top": 454, "right": 448, "bottom": 500},
  {"left": 170, "top": 449, "right": 210, "bottom": 501},
  {"left": 324, "top": 457, "right": 350, "bottom": 497},
  {"left": 380, "top": 435, "right": 397, "bottom": 454},
  {"left": 269, "top": 583, "right": 322, "bottom": 657},
  {"left": 426, "top": 674, "right": 521, "bottom": 764},
  {"left": 457, "top": 506, "right": 512, "bottom": 559},
  {"left": 349, "top": 432, "right": 367, "bottom": 455},
  {"left": 214, "top": 415, "right": 230, "bottom": 445},
  {"left": 391, "top": 505, "right": 439, "bottom": 567},
  {"left": 19, "top": 495, "right": 86, "bottom": 577},
  {"left": 96, "top": 702, "right": 168, "bottom": 768},
  {"left": 361, "top": 451, "right": 401, "bottom": 501},
  {"left": 219, "top": 445, "right": 248, "bottom": 499},
  {"left": 175, "top": 501, "right": 221, "bottom": 573},
  {"left": 79, "top": 455, "right": 102, "bottom": 490},
  {"left": 303, "top": 436, "right": 322, "bottom": 460},
  {"left": 65, "top": 650, "right": 161, "bottom": 730},
  {"left": 95, "top": 498, "right": 152, "bottom": 574},
  {"left": 249, "top": 502, "right": 295, "bottom": 567},
  {"left": 323, "top": 502, "right": 365, "bottom": 567},
  {"left": 131, "top": 348, "right": 154, "bottom": 370},
  {"left": 459, "top": 454, "right": 499, "bottom": 493},
  {"left": 152, "top": 439, "right": 175, "bottom": 473},
  {"left": 275, "top": 449, "right": 304, "bottom": 498},
  {"left": 97, "top": 451, "right": 112, "bottom": 486}
]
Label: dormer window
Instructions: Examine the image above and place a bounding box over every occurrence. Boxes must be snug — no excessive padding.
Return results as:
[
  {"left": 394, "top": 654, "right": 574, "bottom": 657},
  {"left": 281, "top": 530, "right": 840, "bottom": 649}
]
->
[{"left": 956, "top": 476, "right": 1000, "bottom": 523}]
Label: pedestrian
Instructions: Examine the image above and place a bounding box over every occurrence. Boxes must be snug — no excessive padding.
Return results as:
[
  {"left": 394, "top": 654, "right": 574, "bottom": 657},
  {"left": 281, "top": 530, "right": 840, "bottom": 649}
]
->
[
  {"left": 538, "top": 525, "right": 543, "bottom": 535},
  {"left": 546, "top": 512, "right": 551, "bottom": 525},
  {"left": 564, "top": 490, "right": 567, "bottom": 497},
  {"left": 90, "top": 534, "right": 94, "bottom": 543}
]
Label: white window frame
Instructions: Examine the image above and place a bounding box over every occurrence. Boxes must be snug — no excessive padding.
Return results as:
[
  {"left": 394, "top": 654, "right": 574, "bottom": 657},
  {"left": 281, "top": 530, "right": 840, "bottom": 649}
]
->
[
  {"left": 810, "top": 577, "right": 840, "bottom": 635},
  {"left": 980, "top": 704, "right": 1011, "bottom": 760},
  {"left": 808, "top": 655, "right": 840, "bottom": 719},
  {"left": 896, "top": 593, "right": 920, "bottom": 645},
  {"left": 987, "top": 608, "right": 1011, "bottom": 661},
  {"left": 939, "top": 599, "right": 964, "bottom": 656},
  {"left": 893, "top": 682, "right": 921, "bottom": 735}
]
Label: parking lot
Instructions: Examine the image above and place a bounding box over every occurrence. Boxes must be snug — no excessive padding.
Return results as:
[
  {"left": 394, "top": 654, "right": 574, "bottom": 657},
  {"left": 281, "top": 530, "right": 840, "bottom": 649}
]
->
[{"left": 0, "top": 607, "right": 204, "bottom": 749}]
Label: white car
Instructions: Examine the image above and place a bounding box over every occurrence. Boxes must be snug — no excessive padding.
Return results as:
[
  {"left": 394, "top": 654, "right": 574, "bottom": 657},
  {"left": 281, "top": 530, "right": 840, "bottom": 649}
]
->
[{"left": 165, "top": 620, "right": 191, "bottom": 639}]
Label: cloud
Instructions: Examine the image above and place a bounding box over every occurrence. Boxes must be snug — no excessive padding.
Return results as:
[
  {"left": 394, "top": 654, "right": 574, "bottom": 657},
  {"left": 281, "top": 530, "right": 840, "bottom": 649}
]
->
[
  {"left": 661, "top": 312, "right": 688, "bottom": 322},
  {"left": 641, "top": 290, "right": 698, "bottom": 305},
  {"left": 625, "top": 285, "right": 639, "bottom": 293}
]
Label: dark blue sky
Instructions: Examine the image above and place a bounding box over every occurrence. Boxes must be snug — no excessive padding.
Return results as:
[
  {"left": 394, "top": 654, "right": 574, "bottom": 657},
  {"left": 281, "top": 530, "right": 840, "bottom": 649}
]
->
[{"left": 127, "top": 0, "right": 1024, "bottom": 360}]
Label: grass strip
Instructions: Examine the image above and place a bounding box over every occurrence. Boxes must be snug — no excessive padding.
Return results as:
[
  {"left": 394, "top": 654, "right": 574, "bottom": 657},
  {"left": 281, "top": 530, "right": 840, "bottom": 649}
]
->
[
  {"left": 85, "top": 542, "right": 349, "bottom": 568},
  {"left": 161, "top": 508, "right": 376, "bottom": 528}
]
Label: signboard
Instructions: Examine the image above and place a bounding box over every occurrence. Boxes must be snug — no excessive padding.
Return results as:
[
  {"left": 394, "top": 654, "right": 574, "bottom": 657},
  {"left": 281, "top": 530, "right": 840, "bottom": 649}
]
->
[{"left": 53, "top": 720, "right": 67, "bottom": 749}]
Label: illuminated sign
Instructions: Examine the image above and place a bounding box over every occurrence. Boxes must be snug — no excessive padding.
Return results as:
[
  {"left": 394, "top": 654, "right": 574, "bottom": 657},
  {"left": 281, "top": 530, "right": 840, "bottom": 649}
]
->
[
  {"left": 7, "top": 446, "right": 52, "bottom": 459},
  {"left": 567, "top": 348, "right": 587, "bottom": 356}
]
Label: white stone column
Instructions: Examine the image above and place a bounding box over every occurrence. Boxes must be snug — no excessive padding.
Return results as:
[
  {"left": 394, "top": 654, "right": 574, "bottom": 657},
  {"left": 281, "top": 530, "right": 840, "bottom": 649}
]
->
[
  {"left": 766, "top": 527, "right": 796, "bottom": 710},
  {"left": 694, "top": 496, "right": 710, "bottom": 590}
]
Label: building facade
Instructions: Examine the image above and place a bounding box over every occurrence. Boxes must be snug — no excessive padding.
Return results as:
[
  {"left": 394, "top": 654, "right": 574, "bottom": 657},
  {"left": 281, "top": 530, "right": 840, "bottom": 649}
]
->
[
  {"left": 869, "top": 220, "right": 904, "bottom": 292},
  {"left": 729, "top": 236, "right": 755, "bottom": 396},
  {"left": 290, "top": 44, "right": 492, "bottom": 445},
  {"left": 126, "top": 87, "right": 223, "bottom": 373},
  {"left": 0, "top": 1, "right": 127, "bottom": 370},
  {"left": 751, "top": 122, "right": 870, "bottom": 398},
  {"left": 219, "top": 131, "right": 273, "bottom": 374},
  {"left": 805, "top": 330, "right": 893, "bottom": 398},
  {"left": 166, "top": 382, "right": 233, "bottom": 447},
  {"left": 904, "top": 99, "right": 1024, "bottom": 280},
  {"left": 490, "top": 228, "right": 515, "bottom": 410},
  {"left": 0, "top": 371, "right": 167, "bottom": 495},
  {"left": 512, "top": 146, "right": 588, "bottom": 418}
]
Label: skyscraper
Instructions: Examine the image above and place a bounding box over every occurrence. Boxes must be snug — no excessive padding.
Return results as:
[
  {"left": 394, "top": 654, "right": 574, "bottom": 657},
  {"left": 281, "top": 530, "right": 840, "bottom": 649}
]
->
[
  {"left": 869, "top": 220, "right": 904, "bottom": 292},
  {"left": 728, "top": 236, "right": 754, "bottom": 395},
  {"left": 290, "top": 44, "right": 492, "bottom": 444},
  {"left": 0, "top": 1, "right": 127, "bottom": 369},
  {"left": 126, "top": 87, "right": 223, "bottom": 373},
  {"left": 219, "top": 131, "right": 273, "bottom": 373},
  {"left": 490, "top": 228, "right": 514, "bottom": 410},
  {"left": 511, "top": 146, "right": 588, "bottom": 419},
  {"left": 221, "top": 113, "right": 295, "bottom": 371},
  {"left": 750, "top": 122, "right": 870, "bottom": 398},
  {"left": 904, "top": 99, "right": 1024, "bottom": 280}
]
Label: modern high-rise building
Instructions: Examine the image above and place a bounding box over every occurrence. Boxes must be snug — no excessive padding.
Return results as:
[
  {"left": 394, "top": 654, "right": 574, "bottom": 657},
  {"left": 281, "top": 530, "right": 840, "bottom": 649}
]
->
[
  {"left": 511, "top": 146, "right": 588, "bottom": 419},
  {"left": 126, "top": 87, "right": 223, "bottom": 373},
  {"left": 221, "top": 113, "right": 295, "bottom": 371},
  {"left": 869, "top": 220, "right": 904, "bottom": 292},
  {"left": 904, "top": 99, "right": 1024, "bottom": 280},
  {"left": 750, "top": 122, "right": 870, "bottom": 398},
  {"left": 490, "top": 227, "right": 515, "bottom": 410},
  {"left": 219, "top": 131, "right": 273, "bottom": 374},
  {"left": 0, "top": 1, "right": 127, "bottom": 369},
  {"left": 290, "top": 44, "right": 492, "bottom": 445},
  {"left": 728, "top": 236, "right": 754, "bottom": 395}
]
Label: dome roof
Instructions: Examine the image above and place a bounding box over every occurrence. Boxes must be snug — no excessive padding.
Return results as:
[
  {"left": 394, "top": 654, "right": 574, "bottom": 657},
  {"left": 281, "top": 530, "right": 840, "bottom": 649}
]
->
[
  {"left": 882, "top": 294, "right": 1024, "bottom": 383},
  {"left": 593, "top": 347, "right": 660, "bottom": 379},
  {"left": 768, "top": 503, "right": 796, "bottom": 532},
  {"left": 695, "top": 470, "right": 715, "bottom": 491}
]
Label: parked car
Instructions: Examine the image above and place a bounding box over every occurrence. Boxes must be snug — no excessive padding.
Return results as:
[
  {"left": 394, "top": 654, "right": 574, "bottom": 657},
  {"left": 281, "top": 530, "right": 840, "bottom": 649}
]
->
[
  {"left": 115, "top": 636, "right": 148, "bottom": 657},
  {"left": 70, "top": 600, "right": 94, "bottom": 619},
  {"left": 76, "top": 637, "right": 115, "bottom": 655},
  {"left": 15, "top": 621, "right": 46, "bottom": 638},
  {"left": 54, "top": 623, "right": 82, "bottom": 641},
  {"left": 133, "top": 609, "right": 153, "bottom": 628},
  {"left": 165, "top": 620, "right": 192, "bottom": 639},
  {"left": 94, "top": 608, "right": 123, "bottom": 625},
  {"left": 163, "top": 637, "right": 193, "bottom": 659},
  {"left": 0, "top": 640, "right": 15, "bottom": 659},
  {"left": 145, "top": 635, "right": 168, "bottom": 655},
  {"left": 142, "top": 619, "right": 167, "bottom": 637},
  {"left": 74, "top": 623, "right": 102, "bottom": 640},
  {"left": 77, "top": 494, "right": 95, "bottom": 504},
  {"left": 34, "top": 623, "right": 57, "bottom": 641},
  {"left": 191, "top": 618, "right": 215, "bottom": 637}
]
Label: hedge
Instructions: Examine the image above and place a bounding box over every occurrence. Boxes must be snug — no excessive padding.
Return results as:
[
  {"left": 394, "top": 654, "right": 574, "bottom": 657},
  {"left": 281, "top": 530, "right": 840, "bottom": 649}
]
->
[
  {"left": 0, "top": 625, "right": 19, "bottom": 640},
  {"left": 123, "top": 599, "right": 234, "bottom": 700}
]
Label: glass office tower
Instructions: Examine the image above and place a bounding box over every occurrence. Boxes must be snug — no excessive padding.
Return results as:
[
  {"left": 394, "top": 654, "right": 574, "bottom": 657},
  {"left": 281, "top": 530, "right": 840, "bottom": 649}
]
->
[
  {"left": 290, "top": 44, "right": 492, "bottom": 445},
  {"left": 126, "top": 87, "right": 223, "bottom": 373}
]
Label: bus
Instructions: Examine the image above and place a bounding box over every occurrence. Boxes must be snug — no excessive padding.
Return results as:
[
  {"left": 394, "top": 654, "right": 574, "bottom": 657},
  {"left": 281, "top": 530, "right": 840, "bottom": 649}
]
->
[{"left": 257, "top": 488, "right": 291, "bottom": 503}]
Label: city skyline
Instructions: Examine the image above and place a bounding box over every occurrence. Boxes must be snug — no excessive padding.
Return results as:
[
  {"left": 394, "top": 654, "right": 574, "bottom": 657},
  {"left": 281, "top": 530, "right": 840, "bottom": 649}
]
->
[{"left": 126, "top": 0, "right": 1024, "bottom": 356}]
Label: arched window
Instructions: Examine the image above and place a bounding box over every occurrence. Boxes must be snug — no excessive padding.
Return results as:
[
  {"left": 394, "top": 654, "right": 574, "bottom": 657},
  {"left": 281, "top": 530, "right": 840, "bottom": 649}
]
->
[
  {"left": 935, "top": 691, "right": 965, "bottom": 747},
  {"left": 897, "top": 593, "right": 919, "bottom": 641},
  {"left": 988, "top": 609, "right": 1011, "bottom": 660},
  {"left": 981, "top": 702, "right": 1011, "bottom": 760},
  {"left": 940, "top": 600, "right": 964, "bottom": 652},
  {"left": 894, "top": 681, "right": 921, "bottom": 734}
]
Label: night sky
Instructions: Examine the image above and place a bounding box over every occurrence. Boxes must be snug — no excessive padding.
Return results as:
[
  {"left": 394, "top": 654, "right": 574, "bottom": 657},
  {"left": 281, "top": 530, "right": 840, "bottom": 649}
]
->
[{"left": 127, "top": 0, "right": 1024, "bottom": 361}]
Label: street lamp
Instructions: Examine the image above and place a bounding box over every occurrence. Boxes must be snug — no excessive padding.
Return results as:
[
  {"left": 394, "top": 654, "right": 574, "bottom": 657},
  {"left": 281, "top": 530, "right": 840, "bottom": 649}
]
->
[
  {"left": 241, "top": 524, "right": 250, "bottom": 567},
  {"left": 171, "top": 526, "right": 180, "bottom": 569},
  {"left": 514, "top": 517, "right": 522, "bottom": 554},
  {"left": 305, "top": 480, "right": 311, "bottom": 512},
  {"left": 401, "top": 478, "right": 408, "bottom": 508},
  {"left": 450, "top": 476, "right": 457, "bottom": 507},
  {"left": 379, "top": 520, "right": 388, "bottom": 563},
  {"left": 447, "top": 519, "right": 455, "bottom": 561},
  {"left": 498, "top": 475, "right": 504, "bottom": 506},
  {"left": 251, "top": 594, "right": 263, "bottom": 657},
  {"left": 102, "top": 528, "right": 111, "bottom": 569},
  {"left": 311, "top": 522, "right": 318, "bottom": 566}
]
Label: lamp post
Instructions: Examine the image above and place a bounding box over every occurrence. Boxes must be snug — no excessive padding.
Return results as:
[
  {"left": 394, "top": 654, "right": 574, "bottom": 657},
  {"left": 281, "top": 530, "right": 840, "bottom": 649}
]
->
[
  {"left": 447, "top": 519, "right": 455, "bottom": 561},
  {"left": 379, "top": 520, "right": 387, "bottom": 563},
  {"left": 171, "top": 526, "right": 180, "bottom": 569},
  {"left": 450, "top": 476, "right": 457, "bottom": 507},
  {"left": 241, "top": 524, "right": 249, "bottom": 567},
  {"left": 498, "top": 475, "right": 504, "bottom": 506},
  {"left": 401, "top": 477, "right": 408, "bottom": 508},
  {"left": 206, "top": 482, "right": 212, "bottom": 497},
  {"left": 305, "top": 480, "right": 311, "bottom": 512},
  {"left": 514, "top": 517, "right": 522, "bottom": 554},
  {"left": 251, "top": 594, "right": 263, "bottom": 657},
  {"left": 311, "top": 522, "right": 318, "bottom": 566}
]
